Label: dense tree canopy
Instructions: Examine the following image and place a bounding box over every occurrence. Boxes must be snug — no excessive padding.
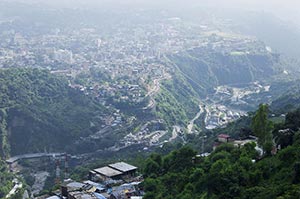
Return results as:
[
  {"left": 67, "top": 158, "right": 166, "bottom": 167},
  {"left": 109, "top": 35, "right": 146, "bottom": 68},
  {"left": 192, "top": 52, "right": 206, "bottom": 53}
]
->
[
  {"left": 252, "top": 104, "right": 274, "bottom": 153},
  {"left": 0, "top": 160, "right": 15, "bottom": 198},
  {"left": 0, "top": 68, "right": 109, "bottom": 156},
  {"left": 142, "top": 107, "right": 300, "bottom": 198}
]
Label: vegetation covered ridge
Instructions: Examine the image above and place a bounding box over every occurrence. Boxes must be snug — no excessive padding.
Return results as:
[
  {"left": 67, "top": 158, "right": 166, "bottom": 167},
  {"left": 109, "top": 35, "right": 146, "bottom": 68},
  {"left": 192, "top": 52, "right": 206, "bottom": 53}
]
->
[
  {"left": 0, "top": 68, "right": 108, "bottom": 156},
  {"left": 142, "top": 105, "right": 300, "bottom": 199}
]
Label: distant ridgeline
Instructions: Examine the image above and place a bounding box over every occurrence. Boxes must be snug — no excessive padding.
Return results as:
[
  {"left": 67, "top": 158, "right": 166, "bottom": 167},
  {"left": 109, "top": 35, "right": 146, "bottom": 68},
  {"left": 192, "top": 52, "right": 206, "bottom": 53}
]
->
[
  {"left": 270, "top": 80, "right": 300, "bottom": 113},
  {"left": 0, "top": 68, "right": 108, "bottom": 157}
]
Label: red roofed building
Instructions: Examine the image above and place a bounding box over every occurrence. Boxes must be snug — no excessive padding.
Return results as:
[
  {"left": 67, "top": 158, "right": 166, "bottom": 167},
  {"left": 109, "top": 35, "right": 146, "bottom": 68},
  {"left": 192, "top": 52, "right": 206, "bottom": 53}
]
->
[{"left": 218, "top": 134, "right": 230, "bottom": 143}]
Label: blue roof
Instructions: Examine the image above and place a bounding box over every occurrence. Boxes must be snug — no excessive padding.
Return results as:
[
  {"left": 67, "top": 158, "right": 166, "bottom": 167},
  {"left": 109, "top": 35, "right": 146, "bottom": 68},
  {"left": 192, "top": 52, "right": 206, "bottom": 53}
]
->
[{"left": 93, "top": 193, "right": 106, "bottom": 199}]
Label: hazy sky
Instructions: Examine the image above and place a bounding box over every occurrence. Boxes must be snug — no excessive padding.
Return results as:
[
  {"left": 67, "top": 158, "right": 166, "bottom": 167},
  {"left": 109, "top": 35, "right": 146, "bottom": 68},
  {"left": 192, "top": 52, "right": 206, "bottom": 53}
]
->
[
  {"left": 2, "top": 0, "right": 300, "bottom": 23},
  {"left": 4, "top": 0, "right": 300, "bottom": 8}
]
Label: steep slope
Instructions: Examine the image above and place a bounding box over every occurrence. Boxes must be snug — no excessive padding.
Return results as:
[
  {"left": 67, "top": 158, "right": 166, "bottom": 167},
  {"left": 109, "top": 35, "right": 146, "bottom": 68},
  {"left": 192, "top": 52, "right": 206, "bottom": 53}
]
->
[
  {"left": 271, "top": 80, "right": 300, "bottom": 113},
  {"left": 169, "top": 47, "right": 282, "bottom": 93},
  {"left": 154, "top": 72, "right": 200, "bottom": 128},
  {"left": 153, "top": 46, "right": 287, "bottom": 132},
  {"left": 0, "top": 160, "right": 17, "bottom": 198},
  {"left": 0, "top": 68, "right": 108, "bottom": 157}
]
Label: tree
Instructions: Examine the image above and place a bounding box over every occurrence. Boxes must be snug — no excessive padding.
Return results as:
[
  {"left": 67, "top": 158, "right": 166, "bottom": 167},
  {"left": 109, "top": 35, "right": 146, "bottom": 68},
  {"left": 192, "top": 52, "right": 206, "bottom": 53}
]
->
[
  {"left": 251, "top": 104, "right": 274, "bottom": 154},
  {"left": 293, "top": 162, "right": 300, "bottom": 184},
  {"left": 285, "top": 109, "right": 300, "bottom": 131},
  {"left": 144, "top": 158, "right": 160, "bottom": 177},
  {"left": 163, "top": 146, "right": 197, "bottom": 173}
]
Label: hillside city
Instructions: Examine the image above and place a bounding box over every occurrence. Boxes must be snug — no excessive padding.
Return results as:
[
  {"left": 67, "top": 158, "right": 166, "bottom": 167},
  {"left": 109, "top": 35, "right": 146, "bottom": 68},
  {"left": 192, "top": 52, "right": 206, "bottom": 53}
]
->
[
  {"left": 0, "top": 14, "right": 276, "bottom": 150},
  {"left": 1, "top": 2, "right": 299, "bottom": 198}
]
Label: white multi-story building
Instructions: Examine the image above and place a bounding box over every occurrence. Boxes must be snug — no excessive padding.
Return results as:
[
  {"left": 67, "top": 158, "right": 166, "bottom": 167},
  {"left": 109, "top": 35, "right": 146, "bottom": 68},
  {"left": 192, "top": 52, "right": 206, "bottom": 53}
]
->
[{"left": 54, "top": 49, "right": 73, "bottom": 64}]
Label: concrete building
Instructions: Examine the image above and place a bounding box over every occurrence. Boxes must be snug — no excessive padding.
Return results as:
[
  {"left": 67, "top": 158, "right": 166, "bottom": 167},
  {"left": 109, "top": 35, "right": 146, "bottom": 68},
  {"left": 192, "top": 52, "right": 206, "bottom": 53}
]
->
[
  {"left": 108, "top": 162, "right": 138, "bottom": 177},
  {"left": 89, "top": 162, "right": 138, "bottom": 182},
  {"left": 90, "top": 166, "right": 123, "bottom": 181},
  {"left": 54, "top": 49, "right": 73, "bottom": 64},
  {"left": 218, "top": 134, "right": 230, "bottom": 143},
  {"left": 61, "top": 181, "right": 108, "bottom": 199},
  {"left": 68, "top": 191, "right": 98, "bottom": 199}
]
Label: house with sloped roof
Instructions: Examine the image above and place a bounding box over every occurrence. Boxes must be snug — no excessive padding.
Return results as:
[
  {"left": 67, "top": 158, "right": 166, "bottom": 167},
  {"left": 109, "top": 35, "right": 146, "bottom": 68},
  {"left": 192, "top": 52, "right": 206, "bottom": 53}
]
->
[
  {"left": 91, "top": 166, "right": 123, "bottom": 181},
  {"left": 218, "top": 134, "right": 231, "bottom": 143},
  {"left": 108, "top": 162, "right": 137, "bottom": 178},
  {"left": 90, "top": 162, "right": 138, "bottom": 182}
]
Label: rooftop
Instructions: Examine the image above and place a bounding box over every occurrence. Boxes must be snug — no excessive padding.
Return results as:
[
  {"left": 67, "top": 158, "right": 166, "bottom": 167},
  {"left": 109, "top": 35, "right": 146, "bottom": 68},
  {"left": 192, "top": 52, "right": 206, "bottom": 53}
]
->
[
  {"left": 108, "top": 162, "right": 137, "bottom": 172},
  {"left": 67, "top": 182, "right": 85, "bottom": 189},
  {"left": 233, "top": 139, "right": 257, "bottom": 146},
  {"left": 93, "top": 166, "right": 123, "bottom": 177},
  {"left": 68, "top": 191, "right": 98, "bottom": 199},
  {"left": 46, "top": 196, "right": 61, "bottom": 199},
  {"left": 218, "top": 134, "right": 230, "bottom": 138}
]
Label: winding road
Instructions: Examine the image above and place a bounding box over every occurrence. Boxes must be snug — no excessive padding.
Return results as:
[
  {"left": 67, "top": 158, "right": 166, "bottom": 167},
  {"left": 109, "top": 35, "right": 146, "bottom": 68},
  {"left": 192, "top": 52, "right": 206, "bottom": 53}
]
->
[
  {"left": 143, "top": 71, "right": 171, "bottom": 110},
  {"left": 187, "top": 104, "right": 204, "bottom": 134}
]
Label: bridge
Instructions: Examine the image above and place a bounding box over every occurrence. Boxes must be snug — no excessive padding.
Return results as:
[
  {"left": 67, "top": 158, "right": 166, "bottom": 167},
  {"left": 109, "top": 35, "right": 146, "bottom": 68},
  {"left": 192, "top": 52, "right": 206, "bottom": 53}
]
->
[{"left": 6, "top": 153, "right": 66, "bottom": 164}]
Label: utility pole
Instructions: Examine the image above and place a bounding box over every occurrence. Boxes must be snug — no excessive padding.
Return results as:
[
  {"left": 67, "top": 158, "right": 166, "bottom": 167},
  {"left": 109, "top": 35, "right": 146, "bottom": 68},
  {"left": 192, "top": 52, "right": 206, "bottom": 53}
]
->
[
  {"left": 55, "top": 159, "right": 61, "bottom": 185},
  {"left": 202, "top": 135, "right": 207, "bottom": 153},
  {"left": 64, "top": 154, "right": 69, "bottom": 180}
]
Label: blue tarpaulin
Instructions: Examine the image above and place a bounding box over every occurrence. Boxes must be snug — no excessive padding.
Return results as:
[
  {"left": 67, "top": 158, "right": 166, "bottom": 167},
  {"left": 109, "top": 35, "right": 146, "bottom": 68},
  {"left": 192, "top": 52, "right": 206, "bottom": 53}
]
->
[{"left": 93, "top": 193, "right": 107, "bottom": 199}]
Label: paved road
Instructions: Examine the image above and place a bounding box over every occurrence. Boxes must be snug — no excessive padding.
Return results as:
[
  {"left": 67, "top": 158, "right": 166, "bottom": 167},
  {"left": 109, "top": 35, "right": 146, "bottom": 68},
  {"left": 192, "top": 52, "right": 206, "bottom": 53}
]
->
[
  {"left": 187, "top": 104, "right": 204, "bottom": 134},
  {"left": 143, "top": 72, "right": 171, "bottom": 110},
  {"left": 169, "top": 126, "right": 180, "bottom": 142},
  {"left": 5, "top": 178, "right": 22, "bottom": 198}
]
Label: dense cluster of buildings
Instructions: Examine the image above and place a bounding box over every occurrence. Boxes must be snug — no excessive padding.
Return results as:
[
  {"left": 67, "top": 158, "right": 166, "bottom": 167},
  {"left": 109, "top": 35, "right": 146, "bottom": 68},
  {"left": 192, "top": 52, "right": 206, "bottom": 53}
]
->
[
  {"left": 205, "top": 104, "right": 244, "bottom": 130},
  {"left": 204, "top": 82, "right": 273, "bottom": 130},
  {"left": 0, "top": 13, "right": 272, "bottom": 137},
  {"left": 42, "top": 162, "right": 143, "bottom": 199}
]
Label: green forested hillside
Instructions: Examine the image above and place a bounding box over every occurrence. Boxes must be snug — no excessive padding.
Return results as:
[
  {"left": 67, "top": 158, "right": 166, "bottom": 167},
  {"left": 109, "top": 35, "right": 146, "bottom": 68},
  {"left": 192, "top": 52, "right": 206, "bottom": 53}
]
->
[
  {"left": 154, "top": 48, "right": 284, "bottom": 132},
  {"left": 153, "top": 48, "right": 285, "bottom": 133},
  {"left": 169, "top": 48, "right": 282, "bottom": 92},
  {"left": 155, "top": 72, "right": 199, "bottom": 128},
  {"left": 143, "top": 142, "right": 300, "bottom": 199},
  {"left": 142, "top": 108, "right": 300, "bottom": 199},
  {"left": 271, "top": 80, "right": 300, "bottom": 113},
  {"left": 0, "top": 160, "right": 15, "bottom": 198},
  {"left": 0, "top": 68, "right": 108, "bottom": 157}
]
